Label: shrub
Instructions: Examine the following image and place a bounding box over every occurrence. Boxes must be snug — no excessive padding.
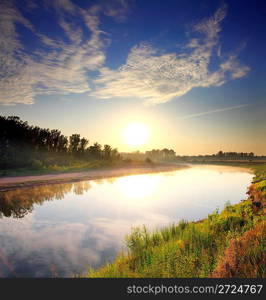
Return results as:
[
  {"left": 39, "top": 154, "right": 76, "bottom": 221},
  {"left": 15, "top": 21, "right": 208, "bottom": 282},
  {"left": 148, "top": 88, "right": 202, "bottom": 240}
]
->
[
  {"left": 212, "top": 222, "right": 266, "bottom": 278},
  {"left": 145, "top": 157, "right": 153, "bottom": 164},
  {"left": 30, "top": 159, "right": 43, "bottom": 170}
]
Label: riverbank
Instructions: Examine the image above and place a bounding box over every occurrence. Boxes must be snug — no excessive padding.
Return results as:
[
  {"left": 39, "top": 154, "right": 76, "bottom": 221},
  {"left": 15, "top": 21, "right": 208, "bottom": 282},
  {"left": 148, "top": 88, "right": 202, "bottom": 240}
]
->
[
  {"left": 1, "top": 161, "right": 261, "bottom": 192},
  {"left": 0, "top": 163, "right": 187, "bottom": 192},
  {"left": 86, "top": 163, "right": 266, "bottom": 278}
]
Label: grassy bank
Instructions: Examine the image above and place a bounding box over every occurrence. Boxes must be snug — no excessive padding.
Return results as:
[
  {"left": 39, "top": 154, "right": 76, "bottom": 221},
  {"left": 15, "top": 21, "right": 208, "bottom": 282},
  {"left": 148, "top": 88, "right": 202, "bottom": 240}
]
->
[
  {"left": 0, "top": 159, "right": 154, "bottom": 177},
  {"left": 86, "top": 163, "right": 266, "bottom": 278}
]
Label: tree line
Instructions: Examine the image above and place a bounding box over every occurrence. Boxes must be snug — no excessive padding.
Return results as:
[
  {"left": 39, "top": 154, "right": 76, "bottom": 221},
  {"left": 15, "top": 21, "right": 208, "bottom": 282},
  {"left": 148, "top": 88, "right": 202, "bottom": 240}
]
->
[
  {"left": 0, "top": 116, "right": 120, "bottom": 169},
  {"left": 1, "top": 115, "right": 264, "bottom": 170},
  {"left": 122, "top": 149, "right": 264, "bottom": 162},
  {"left": 215, "top": 150, "right": 255, "bottom": 158},
  {"left": 121, "top": 148, "right": 176, "bottom": 162}
]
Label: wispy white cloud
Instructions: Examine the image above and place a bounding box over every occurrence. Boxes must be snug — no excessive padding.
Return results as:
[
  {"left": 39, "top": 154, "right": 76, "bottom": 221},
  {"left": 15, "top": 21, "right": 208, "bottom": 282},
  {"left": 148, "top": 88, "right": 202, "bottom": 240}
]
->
[
  {"left": 0, "top": 0, "right": 130, "bottom": 105},
  {"left": 0, "top": 2, "right": 249, "bottom": 106},
  {"left": 178, "top": 104, "right": 249, "bottom": 120},
  {"left": 0, "top": 0, "right": 36, "bottom": 105},
  {"left": 99, "top": 0, "right": 134, "bottom": 22},
  {"left": 92, "top": 4, "right": 250, "bottom": 105}
]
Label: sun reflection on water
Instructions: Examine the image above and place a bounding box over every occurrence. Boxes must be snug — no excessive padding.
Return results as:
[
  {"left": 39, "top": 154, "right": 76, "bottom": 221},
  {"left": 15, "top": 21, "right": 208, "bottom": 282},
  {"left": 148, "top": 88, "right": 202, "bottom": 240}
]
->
[{"left": 116, "top": 174, "right": 159, "bottom": 199}]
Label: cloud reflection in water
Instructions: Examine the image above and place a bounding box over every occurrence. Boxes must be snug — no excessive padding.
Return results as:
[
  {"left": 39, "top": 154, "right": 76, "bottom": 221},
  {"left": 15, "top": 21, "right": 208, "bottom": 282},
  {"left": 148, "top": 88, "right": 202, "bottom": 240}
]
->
[{"left": 0, "top": 166, "right": 253, "bottom": 277}]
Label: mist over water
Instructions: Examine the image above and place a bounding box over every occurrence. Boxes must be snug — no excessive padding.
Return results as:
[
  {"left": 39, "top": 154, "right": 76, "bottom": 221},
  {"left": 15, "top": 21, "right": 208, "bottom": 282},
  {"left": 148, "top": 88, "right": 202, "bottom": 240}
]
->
[{"left": 0, "top": 165, "right": 253, "bottom": 277}]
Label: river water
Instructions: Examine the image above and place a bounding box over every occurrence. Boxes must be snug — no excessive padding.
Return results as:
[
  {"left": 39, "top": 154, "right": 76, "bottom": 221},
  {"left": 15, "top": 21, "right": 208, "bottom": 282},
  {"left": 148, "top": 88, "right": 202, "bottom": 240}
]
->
[{"left": 0, "top": 165, "right": 253, "bottom": 277}]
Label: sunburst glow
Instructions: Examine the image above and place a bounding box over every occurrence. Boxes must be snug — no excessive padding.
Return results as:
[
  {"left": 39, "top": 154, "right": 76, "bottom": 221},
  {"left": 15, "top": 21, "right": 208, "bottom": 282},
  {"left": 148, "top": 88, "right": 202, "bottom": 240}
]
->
[
  {"left": 116, "top": 174, "right": 158, "bottom": 199},
  {"left": 123, "top": 122, "right": 150, "bottom": 147}
]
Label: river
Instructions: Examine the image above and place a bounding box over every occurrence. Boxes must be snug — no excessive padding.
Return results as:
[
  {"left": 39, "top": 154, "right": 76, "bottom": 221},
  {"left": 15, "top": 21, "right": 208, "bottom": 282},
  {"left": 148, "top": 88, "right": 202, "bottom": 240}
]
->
[{"left": 0, "top": 165, "right": 253, "bottom": 277}]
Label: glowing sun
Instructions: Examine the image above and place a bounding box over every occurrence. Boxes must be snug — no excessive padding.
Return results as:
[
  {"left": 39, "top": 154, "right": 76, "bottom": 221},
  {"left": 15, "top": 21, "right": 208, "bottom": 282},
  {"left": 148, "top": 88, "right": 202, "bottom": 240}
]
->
[{"left": 123, "top": 122, "right": 150, "bottom": 147}]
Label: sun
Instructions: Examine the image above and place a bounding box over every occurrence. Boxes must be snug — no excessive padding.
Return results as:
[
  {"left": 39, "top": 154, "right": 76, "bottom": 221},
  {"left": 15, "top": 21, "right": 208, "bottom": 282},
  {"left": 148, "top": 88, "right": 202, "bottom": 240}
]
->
[{"left": 123, "top": 122, "right": 150, "bottom": 147}]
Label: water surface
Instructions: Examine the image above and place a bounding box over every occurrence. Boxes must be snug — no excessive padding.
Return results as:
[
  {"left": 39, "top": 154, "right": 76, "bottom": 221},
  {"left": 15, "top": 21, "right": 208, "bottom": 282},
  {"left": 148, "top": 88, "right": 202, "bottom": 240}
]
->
[{"left": 0, "top": 165, "right": 253, "bottom": 277}]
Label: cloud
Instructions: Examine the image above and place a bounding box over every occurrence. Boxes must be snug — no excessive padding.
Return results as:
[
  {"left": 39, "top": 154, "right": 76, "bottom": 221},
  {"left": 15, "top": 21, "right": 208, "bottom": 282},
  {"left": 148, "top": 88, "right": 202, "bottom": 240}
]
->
[
  {"left": 178, "top": 104, "right": 249, "bottom": 120},
  {"left": 0, "top": 0, "right": 130, "bottom": 105},
  {"left": 0, "top": 2, "right": 249, "bottom": 106},
  {"left": 92, "top": 4, "right": 250, "bottom": 105},
  {"left": 99, "top": 0, "right": 134, "bottom": 22}
]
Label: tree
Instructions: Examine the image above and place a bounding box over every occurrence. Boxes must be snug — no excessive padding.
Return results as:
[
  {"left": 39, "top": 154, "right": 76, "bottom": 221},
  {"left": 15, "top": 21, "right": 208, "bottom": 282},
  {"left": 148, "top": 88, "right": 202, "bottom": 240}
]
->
[
  {"left": 217, "top": 151, "right": 224, "bottom": 157},
  {"left": 0, "top": 115, "right": 121, "bottom": 169},
  {"left": 58, "top": 135, "right": 68, "bottom": 152},
  {"left": 103, "top": 144, "right": 112, "bottom": 160},
  {"left": 69, "top": 134, "right": 81, "bottom": 154},
  {"left": 88, "top": 142, "right": 102, "bottom": 159},
  {"left": 111, "top": 148, "right": 120, "bottom": 160},
  {"left": 78, "top": 138, "right": 89, "bottom": 155}
]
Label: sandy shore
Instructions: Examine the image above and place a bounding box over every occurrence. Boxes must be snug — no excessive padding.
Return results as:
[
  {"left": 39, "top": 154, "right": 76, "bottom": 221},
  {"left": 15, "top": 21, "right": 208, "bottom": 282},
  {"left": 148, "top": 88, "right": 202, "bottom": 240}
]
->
[{"left": 0, "top": 164, "right": 188, "bottom": 191}]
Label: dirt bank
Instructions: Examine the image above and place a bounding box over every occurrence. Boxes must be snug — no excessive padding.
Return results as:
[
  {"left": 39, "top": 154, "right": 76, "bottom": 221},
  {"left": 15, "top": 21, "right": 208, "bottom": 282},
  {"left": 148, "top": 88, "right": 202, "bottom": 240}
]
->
[{"left": 247, "top": 183, "right": 266, "bottom": 215}]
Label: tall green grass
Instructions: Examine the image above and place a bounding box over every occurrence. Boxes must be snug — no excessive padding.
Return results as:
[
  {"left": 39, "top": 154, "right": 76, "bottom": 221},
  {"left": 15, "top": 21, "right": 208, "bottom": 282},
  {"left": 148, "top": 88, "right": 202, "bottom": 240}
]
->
[
  {"left": 87, "top": 199, "right": 265, "bottom": 277},
  {"left": 250, "top": 163, "right": 266, "bottom": 183}
]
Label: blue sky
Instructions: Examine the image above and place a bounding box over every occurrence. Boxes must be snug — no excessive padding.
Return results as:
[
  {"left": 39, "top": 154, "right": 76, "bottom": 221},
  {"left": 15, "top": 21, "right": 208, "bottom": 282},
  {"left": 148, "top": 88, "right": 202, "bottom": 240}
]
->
[{"left": 0, "top": 0, "right": 265, "bottom": 154}]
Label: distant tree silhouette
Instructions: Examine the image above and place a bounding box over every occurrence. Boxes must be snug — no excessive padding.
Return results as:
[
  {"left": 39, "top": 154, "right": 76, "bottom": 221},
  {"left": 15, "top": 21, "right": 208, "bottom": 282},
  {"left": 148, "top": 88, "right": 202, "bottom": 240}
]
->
[
  {"left": 87, "top": 142, "right": 102, "bottom": 160},
  {"left": 0, "top": 115, "right": 121, "bottom": 170},
  {"left": 111, "top": 148, "right": 120, "bottom": 160},
  {"left": 145, "top": 148, "right": 176, "bottom": 162},
  {"left": 69, "top": 134, "right": 81, "bottom": 154},
  {"left": 79, "top": 138, "right": 89, "bottom": 155},
  {"left": 103, "top": 144, "right": 112, "bottom": 160}
]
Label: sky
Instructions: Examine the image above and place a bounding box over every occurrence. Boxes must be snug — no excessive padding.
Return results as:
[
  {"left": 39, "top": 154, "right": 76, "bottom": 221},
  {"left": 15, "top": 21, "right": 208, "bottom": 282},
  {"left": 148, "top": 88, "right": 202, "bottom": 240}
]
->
[{"left": 0, "top": 0, "right": 265, "bottom": 155}]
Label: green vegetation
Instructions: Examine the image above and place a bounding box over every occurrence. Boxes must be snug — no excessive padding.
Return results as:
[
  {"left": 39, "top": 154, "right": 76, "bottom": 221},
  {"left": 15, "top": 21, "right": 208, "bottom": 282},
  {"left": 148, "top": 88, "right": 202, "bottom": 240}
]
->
[
  {"left": 0, "top": 158, "right": 145, "bottom": 177},
  {"left": 250, "top": 163, "right": 266, "bottom": 181},
  {"left": 0, "top": 116, "right": 126, "bottom": 176},
  {"left": 87, "top": 164, "right": 266, "bottom": 278}
]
